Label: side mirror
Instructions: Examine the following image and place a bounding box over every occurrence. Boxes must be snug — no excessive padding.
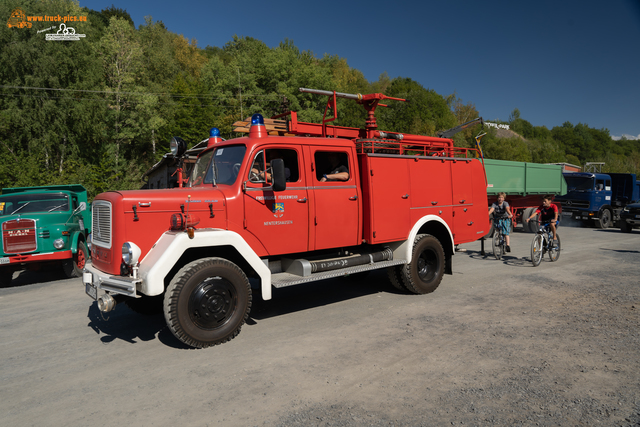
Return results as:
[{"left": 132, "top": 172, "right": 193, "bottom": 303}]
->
[
  {"left": 270, "top": 159, "right": 286, "bottom": 192},
  {"left": 78, "top": 202, "right": 87, "bottom": 212}
]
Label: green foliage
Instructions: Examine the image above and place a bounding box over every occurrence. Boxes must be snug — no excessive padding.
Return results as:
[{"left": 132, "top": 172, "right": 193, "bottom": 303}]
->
[{"left": 1, "top": 0, "right": 638, "bottom": 199}]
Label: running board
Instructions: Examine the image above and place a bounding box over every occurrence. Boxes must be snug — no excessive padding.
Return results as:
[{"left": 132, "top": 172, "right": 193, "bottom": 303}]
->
[{"left": 271, "top": 259, "right": 407, "bottom": 288}]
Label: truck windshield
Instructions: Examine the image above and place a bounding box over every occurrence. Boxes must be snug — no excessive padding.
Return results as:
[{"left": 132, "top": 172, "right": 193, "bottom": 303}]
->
[
  {"left": 565, "top": 176, "right": 594, "bottom": 191},
  {"left": 0, "top": 193, "right": 70, "bottom": 216},
  {"left": 190, "top": 145, "right": 246, "bottom": 187}
]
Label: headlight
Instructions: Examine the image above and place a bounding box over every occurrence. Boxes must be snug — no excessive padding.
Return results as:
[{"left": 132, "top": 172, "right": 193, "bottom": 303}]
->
[
  {"left": 122, "top": 242, "right": 141, "bottom": 266},
  {"left": 53, "top": 238, "right": 65, "bottom": 249}
]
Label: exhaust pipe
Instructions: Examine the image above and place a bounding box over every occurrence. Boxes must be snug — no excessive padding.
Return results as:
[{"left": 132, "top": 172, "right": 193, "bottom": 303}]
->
[{"left": 97, "top": 294, "right": 117, "bottom": 313}]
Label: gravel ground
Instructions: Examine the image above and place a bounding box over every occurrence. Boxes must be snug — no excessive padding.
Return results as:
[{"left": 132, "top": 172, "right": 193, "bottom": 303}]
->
[{"left": 0, "top": 225, "right": 639, "bottom": 427}]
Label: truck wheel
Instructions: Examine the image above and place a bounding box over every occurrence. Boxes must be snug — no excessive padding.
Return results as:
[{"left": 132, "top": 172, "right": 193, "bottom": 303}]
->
[
  {"left": 620, "top": 221, "right": 632, "bottom": 233},
  {"left": 164, "top": 257, "right": 252, "bottom": 349},
  {"left": 400, "top": 234, "right": 444, "bottom": 294},
  {"left": 598, "top": 209, "right": 612, "bottom": 229},
  {"left": 0, "top": 269, "right": 13, "bottom": 288},
  {"left": 521, "top": 208, "right": 533, "bottom": 233},
  {"left": 387, "top": 265, "right": 408, "bottom": 291},
  {"left": 63, "top": 241, "right": 87, "bottom": 278}
]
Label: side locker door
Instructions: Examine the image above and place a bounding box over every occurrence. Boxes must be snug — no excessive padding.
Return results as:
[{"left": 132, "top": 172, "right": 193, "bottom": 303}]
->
[
  {"left": 243, "top": 146, "right": 310, "bottom": 255},
  {"left": 450, "top": 160, "right": 476, "bottom": 244},
  {"left": 409, "top": 157, "right": 453, "bottom": 230},
  {"left": 310, "top": 147, "right": 360, "bottom": 250},
  {"left": 368, "top": 156, "right": 411, "bottom": 242}
]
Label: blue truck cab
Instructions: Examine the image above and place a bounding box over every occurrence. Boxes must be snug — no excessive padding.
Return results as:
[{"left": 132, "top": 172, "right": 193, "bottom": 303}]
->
[{"left": 555, "top": 172, "right": 640, "bottom": 229}]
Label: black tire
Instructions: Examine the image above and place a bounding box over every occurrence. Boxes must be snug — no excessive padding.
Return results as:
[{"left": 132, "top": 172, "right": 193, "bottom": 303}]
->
[
  {"left": 531, "top": 234, "right": 544, "bottom": 267},
  {"left": 0, "top": 269, "right": 13, "bottom": 288},
  {"left": 400, "top": 234, "right": 445, "bottom": 294},
  {"left": 598, "top": 209, "right": 612, "bottom": 229},
  {"left": 492, "top": 229, "right": 503, "bottom": 260},
  {"left": 620, "top": 220, "right": 633, "bottom": 233},
  {"left": 548, "top": 234, "right": 561, "bottom": 262},
  {"left": 387, "top": 265, "right": 408, "bottom": 291},
  {"left": 63, "top": 241, "right": 88, "bottom": 278},
  {"left": 163, "top": 257, "right": 251, "bottom": 349},
  {"left": 521, "top": 208, "right": 533, "bottom": 233},
  {"left": 125, "top": 295, "right": 164, "bottom": 315}
]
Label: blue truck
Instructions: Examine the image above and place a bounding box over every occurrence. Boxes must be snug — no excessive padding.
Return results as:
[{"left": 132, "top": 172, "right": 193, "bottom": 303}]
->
[{"left": 555, "top": 172, "right": 640, "bottom": 229}]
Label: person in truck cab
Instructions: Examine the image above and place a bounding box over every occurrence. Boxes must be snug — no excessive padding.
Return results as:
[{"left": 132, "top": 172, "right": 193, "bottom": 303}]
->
[
  {"left": 250, "top": 149, "right": 291, "bottom": 183},
  {"left": 526, "top": 195, "right": 559, "bottom": 243},
  {"left": 319, "top": 152, "right": 349, "bottom": 182},
  {"left": 488, "top": 192, "right": 513, "bottom": 252}
]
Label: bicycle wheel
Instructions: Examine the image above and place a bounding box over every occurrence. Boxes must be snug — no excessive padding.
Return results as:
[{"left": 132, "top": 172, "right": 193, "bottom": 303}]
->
[
  {"left": 531, "top": 234, "right": 544, "bottom": 267},
  {"left": 548, "top": 234, "right": 561, "bottom": 262},
  {"left": 492, "top": 229, "right": 503, "bottom": 260}
]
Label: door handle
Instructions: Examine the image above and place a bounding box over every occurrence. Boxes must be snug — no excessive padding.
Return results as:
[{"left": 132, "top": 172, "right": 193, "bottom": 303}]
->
[
  {"left": 349, "top": 195, "right": 358, "bottom": 201},
  {"left": 459, "top": 199, "right": 466, "bottom": 203},
  {"left": 402, "top": 194, "right": 409, "bottom": 199},
  {"left": 297, "top": 198, "right": 307, "bottom": 203},
  {"left": 467, "top": 221, "right": 474, "bottom": 226},
  {"left": 431, "top": 201, "right": 438, "bottom": 205}
]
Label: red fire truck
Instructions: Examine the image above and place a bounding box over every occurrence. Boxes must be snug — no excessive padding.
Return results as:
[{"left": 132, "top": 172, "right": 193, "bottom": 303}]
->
[{"left": 84, "top": 88, "right": 490, "bottom": 348}]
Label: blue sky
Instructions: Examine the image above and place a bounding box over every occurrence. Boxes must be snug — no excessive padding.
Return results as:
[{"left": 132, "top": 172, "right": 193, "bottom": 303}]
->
[{"left": 79, "top": 0, "right": 640, "bottom": 140}]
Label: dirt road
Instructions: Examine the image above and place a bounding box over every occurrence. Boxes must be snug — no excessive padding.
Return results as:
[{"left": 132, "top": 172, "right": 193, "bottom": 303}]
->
[{"left": 1, "top": 225, "right": 639, "bottom": 426}]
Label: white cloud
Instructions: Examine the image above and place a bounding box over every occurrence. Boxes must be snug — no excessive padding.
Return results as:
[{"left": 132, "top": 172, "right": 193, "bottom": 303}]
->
[{"left": 611, "top": 134, "right": 640, "bottom": 141}]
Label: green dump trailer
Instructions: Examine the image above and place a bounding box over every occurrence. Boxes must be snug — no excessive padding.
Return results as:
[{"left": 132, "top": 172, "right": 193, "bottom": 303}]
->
[{"left": 484, "top": 159, "right": 568, "bottom": 233}]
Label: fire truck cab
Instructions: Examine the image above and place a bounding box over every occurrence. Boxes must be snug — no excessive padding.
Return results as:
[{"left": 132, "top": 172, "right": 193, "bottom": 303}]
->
[{"left": 84, "top": 89, "right": 490, "bottom": 348}]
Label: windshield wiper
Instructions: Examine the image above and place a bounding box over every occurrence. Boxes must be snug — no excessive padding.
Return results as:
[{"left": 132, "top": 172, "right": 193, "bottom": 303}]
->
[
  {"left": 10, "top": 202, "right": 30, "bottom": 215},
  {"left": 48, "top": 204, "right": 67, "bottom": 212}
]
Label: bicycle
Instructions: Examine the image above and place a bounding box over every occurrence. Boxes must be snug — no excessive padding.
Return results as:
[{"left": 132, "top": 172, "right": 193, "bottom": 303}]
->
[
  {"left": 531, "top": 222, "right": 561, "bottom": 267},
  {"left": 492, "top": 217, "right": 509, "bottom": 260}
]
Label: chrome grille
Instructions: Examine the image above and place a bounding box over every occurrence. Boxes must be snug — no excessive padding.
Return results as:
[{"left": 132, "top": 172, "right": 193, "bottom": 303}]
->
[
  {"left": 2, "top": 218, "right": 37, "bottom": 254},
  {"left": 92, "top": 200, "right": 112, "bottom": 249}
]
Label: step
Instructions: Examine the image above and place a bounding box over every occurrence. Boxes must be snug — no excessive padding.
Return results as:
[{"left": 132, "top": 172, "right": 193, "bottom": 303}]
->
[{"left": 271, "top": 259, "right": 407, "bottom": 288}]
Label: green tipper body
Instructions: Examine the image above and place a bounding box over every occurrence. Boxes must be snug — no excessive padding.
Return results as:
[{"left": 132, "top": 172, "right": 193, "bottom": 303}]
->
[{"left": 484, "top": 159, "right": 567, "bottom": 196}]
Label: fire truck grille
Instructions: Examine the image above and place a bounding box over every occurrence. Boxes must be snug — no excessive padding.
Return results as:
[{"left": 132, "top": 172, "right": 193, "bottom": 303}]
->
[
  {"left": 92, "top": 201, "right": 112, "bottom": 248},
  {"left": 2, "top": 219, "right": 37, "bottom": 254},
  {"left": 558, "top": 199, "right": 590, "bottom": 209}
]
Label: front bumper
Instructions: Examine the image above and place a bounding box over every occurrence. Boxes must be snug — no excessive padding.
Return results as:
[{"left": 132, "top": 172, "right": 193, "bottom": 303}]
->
[
  {"left": 0, "top": 250, "right": 72, "bottom": 266},
  {"left": 561, "top": 209, "right": 597, "bottom": 221},
  {"left": 83, "top": 261, "right": 140, "bottom": 298}
]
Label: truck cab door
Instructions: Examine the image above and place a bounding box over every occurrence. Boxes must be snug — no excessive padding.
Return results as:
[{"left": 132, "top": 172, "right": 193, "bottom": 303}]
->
[
  {"left": 308, "top": 147, "right": 360, "bottom": 250},
  {"left": 243, "top": 146, "right": 310, "bottom": 255}
]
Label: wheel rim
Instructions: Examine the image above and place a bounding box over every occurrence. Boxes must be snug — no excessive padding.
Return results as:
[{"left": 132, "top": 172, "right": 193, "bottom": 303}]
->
[
  {"left": 189, "top": 277, "right": 237, "bottom": 330},
  {"left": 76, "top": 248, "right": 86, "bottom": 270},
  {"left": 602, "top": 210, "right": 611, "bottom": 227},
  {"left": 417, "top": 248, "right": 438, "bottom": 283},
  {"left": 532, "top": 236, "right": 543, "bottom": 264}
]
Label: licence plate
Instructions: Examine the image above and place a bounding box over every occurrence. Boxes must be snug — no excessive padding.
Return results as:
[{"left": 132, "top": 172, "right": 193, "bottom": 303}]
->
[
  {"left": 562, "top": 212, "right": 572, "bottom": 216},
  {"left": 635, "top": 215, "right": 640, "bottom": 219},
  {"left": 85, "top": 283, "right": 97, "bottom": 300},
  {"left": 0, "top": 257, "right": 9, "bottom": 264}
]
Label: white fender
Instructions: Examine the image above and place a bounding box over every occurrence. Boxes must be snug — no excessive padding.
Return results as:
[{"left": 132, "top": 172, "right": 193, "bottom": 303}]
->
[
  {"left": 387, "top": 215, "right": 454, "bottom": 263},
  {"left": 138, "top": 229, "right": 272, "bottom": 299}
]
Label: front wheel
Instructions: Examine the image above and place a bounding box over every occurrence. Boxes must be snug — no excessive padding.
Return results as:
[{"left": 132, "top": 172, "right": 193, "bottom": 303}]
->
[
  {"left": 598, "top": 209, "right": 612, "bottom": 229},
  {"left": 531, "top": 234, "right": 544, "bottom": 267},
  {"left": 492, "top": 229, "right": 503, "bottom": 260},
  {"left": 400, "top": 234, "right": 445, "bottom": 294},
  {"left": 548, "top": 234, "right": 561, "bottom": 262},
  {"left": 63, "top": 241, "right": 87, "bottom": 278},
  {"left": 164, "top": 258, "right": 252, "bottom": 349}
]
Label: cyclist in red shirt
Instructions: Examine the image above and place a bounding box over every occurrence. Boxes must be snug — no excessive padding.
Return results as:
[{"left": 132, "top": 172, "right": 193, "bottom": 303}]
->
[{"left": 526, "top": 195, "right": 559, "bottom": 243}]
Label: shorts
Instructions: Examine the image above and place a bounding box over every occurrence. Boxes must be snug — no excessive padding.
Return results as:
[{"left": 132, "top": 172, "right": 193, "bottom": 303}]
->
[{"left": 496, "top": 218, "right": 511, "bottom": 235}]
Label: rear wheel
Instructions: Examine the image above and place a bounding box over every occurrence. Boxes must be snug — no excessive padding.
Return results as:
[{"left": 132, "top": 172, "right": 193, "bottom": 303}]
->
[
  {"left": 548, "top": 234, "right": 561, "bottom": 262},
  {"left": 598, "top": 209, "right": 612, "bottom": 229},
  {"left": 63, "top": 241, "right": 87, "bottom": 278},
  {"left": 492, "top": 229, "right": 503, "bottom": 260},
  {"left": 164, "top": 258, "right": 251, "bottom": 349},
  {"left": 521, "top": 208, "right": 533, "bottom": 233},
  {"left": 531, "top": 234, "right": 544, "bottom": 267},
  {"left": 400, "top": 234, "right": 445, "bottom": 294}
]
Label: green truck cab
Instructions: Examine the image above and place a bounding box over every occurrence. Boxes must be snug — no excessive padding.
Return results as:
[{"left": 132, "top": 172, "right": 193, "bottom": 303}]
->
[{"left": 0, "top": 185, "right": 91, "bottom": 286}]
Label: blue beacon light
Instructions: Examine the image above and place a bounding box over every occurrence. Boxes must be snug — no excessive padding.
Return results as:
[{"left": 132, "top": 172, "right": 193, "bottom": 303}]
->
[
  {"left": 251, "top": 113, "right": 265, "bottom": 126},
  {"left": 209, "top": 127, "right": 221, "bottom": 137}
]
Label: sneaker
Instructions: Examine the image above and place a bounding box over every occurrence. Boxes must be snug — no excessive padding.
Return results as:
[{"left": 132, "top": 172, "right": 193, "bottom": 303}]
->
[{"left": 506, "top": 245, "right": 511, "bottom": 253}]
